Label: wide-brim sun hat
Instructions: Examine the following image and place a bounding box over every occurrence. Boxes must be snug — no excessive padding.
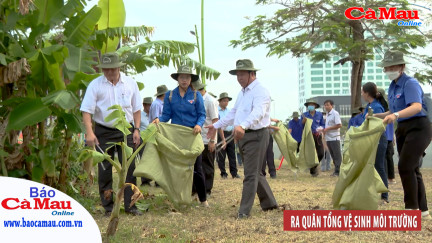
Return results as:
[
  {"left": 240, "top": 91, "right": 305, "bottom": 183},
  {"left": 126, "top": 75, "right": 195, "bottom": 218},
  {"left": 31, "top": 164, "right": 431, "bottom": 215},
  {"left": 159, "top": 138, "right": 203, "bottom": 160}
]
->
[
  {"left": 218, "top": 92, "right": 232, "bottom": 101},
  {"left": 97, "top": 52, "right": 126, "bottom": 69},
  {"left": 154, "top": 85, "right": 168, "bottom": 97},
  {"left": 171, "top": 65, "right": 199, "bottom": 82},
  {"left": 304, "top": 99, "right": 320, "bottom": 109},
  {"left": 229, "top": 59, "right": 259, "bottom": 75},
  {"left": 377, "top": 50, "right": 410, "bottom": 67}
]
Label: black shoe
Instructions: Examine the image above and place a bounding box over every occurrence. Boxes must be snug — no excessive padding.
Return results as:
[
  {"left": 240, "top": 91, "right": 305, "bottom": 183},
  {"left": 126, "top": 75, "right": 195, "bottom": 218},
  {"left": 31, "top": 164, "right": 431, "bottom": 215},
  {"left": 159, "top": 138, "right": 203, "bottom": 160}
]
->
[
  {"left": 104, "top": 211, "right": 112, "bottom": 217},
  {"left": 330, "top": 172, "right": 339, "bottom": 177},
  {"left": 237, "top": 213, "right": 250, "bottom": 219},
  {"left": 263, "top": 205, "right": 278, "bottom": 211},
  {"left": 232, "top": 174, "right": 241, "bottom": 179},
  {"left": 221, "top": 174, "right": 228, "bottom": 179},
  {"left": 126, "top": 208, "right": 143, "bottom": 216},
  {"left": 270, "top": 174, "right": 277, "bottom": 179}
]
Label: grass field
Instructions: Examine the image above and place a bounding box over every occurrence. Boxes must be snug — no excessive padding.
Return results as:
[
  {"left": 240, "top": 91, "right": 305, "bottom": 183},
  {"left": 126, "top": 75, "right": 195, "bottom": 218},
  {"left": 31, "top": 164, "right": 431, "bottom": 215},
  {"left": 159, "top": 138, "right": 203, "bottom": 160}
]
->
[{"left": 90, "top": 161, "right": 432, "bottom": 242}]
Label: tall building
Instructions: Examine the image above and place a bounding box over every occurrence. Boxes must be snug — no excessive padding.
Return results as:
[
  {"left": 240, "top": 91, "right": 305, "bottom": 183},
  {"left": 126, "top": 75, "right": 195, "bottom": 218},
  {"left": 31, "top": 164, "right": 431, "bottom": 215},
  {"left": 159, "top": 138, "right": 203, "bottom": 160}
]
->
[{"left": 298, "top": 42, "right": 391, "bottom": 121}]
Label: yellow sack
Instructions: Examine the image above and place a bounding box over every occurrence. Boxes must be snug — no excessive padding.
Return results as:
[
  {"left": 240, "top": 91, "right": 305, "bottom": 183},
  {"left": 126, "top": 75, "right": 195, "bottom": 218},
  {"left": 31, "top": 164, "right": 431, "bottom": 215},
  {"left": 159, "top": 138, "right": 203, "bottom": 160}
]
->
[
  {"left": 297, "top": 118, "right": 319, "bottom": 170},
  {"left": 332, "top": 117, "right": 388, "bottom": 210},
  {"left": 272, "top": 121, "right": 299, "bottom": 172},
  {"left": 134, "top": 123, "right": 204, "bottom": 205}
]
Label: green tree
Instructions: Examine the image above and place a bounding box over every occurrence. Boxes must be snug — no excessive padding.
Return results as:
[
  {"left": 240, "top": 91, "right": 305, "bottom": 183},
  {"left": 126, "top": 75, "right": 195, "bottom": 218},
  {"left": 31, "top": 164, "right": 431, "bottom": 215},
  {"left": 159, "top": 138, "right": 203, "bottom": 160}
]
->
[
  {"left": 231, "top": 0, "right": 432, "bottom": 109},
  {"left": 0, "top": 0, "right": 219, "bottom": 193}
]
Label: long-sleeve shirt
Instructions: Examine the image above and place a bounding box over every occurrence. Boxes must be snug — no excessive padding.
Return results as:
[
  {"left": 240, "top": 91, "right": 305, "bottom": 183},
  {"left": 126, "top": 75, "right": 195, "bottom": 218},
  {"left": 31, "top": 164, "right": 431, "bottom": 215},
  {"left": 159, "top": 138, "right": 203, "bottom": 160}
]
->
[
  {"left": 140, "top": 111, "right": 149, "bottom": 131},
  {"left": 159, "top": 87, "right": 206, "bottom": 128},
  {"left": 149, "top": 98, "right": 164, "bottom": 122},
  {"left": 303, "top": 111, "right": 325, "bottom": 133},
  {"left": 288, "top": 119, "right": 303, "bottom": 143},
  {"left": 213, "top": 79, "right": 271, "bottom": 130}
]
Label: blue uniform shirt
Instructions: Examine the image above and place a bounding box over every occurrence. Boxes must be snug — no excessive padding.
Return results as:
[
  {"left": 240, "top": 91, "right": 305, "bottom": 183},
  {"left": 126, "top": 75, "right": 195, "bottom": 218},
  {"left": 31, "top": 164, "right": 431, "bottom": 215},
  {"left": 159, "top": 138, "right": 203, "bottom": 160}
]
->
[
  {"left": 159, "top": 87, "right": 206, "bottom": 128},
  {"left": 363, "top": 99, "right": 385, "bottom": 119},
  {"left": 385, "top": 123, "right": 394, "bottom": 141},
  {"left": 348, "top": 113, "right": 365, "bottom": 129},
  {"left": 388, "top": 72, "right": 427, "bottom": 122},
  {"left": 288, "top": 118, "right": 303, "bottom": 143},
  {"left": 303, "top": 111, "right": 325, "bottom": 133}
]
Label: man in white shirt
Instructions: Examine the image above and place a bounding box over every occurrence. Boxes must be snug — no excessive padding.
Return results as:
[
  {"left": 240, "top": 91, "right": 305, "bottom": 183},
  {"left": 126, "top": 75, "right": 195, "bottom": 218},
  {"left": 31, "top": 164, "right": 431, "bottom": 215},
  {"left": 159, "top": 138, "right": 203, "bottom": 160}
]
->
[
  {"left": 217, "top": 92, "right": 240, "bottom": 179},
  {"left": 206, "top": 59, "right": 278, "bottom": 219},
  {"left": 323, "top": 100, "right": 342, "bottom": 177},
  {"left": 80, "top": 52, "right": 142, "bottom": 216},
  {"left": 193, "top": 80, "right": 219, "bottom": 197},
  {"left": 149, "top": 85, "right": 168, "bottom": 122}
]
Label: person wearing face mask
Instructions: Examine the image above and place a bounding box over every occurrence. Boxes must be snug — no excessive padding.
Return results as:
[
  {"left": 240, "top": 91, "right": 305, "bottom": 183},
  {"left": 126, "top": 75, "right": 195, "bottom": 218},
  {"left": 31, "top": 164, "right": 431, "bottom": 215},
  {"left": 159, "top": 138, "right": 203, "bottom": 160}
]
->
[
  {"left": 373, "top": 50, "right": 431, "bottom": 220},
  {"left": 361, "top": 82, "right": 389, "bottom": 204},
  {"left": 153, "top": 65, "right": 209, "bottom": 207},
  {"left": 302, "top": 99, "right": 325, "bottom": 177}
]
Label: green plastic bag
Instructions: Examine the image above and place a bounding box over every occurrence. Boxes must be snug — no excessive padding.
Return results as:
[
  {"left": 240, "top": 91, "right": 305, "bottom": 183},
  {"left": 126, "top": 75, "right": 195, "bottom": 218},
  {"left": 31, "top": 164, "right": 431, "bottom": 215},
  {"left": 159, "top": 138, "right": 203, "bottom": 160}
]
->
[
  {"left": 332, "top": 117, "right": 389, "bottom": 210},
  {"left": 298, "top": 118, "right": 319, "bottom": 170},
  {"left": 272, "top": 119, "right": 318, "bottom": 172},
  {"left": 272, "top": 121, "right": 299, "bottom": 172},
  {"left": 134, "top": 123, "right": 204, "bottom": 205}
]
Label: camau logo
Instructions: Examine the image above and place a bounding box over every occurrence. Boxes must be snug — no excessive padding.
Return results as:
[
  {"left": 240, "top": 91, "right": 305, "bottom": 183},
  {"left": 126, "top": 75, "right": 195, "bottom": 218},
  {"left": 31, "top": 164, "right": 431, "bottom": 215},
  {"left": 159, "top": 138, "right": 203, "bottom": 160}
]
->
[{"left": 344, "top": 7, "right": 423, "bottom": 26}]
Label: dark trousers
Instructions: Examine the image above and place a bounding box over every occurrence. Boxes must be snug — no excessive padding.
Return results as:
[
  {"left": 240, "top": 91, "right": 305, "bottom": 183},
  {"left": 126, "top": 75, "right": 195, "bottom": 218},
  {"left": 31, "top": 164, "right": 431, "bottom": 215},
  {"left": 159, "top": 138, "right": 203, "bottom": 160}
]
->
[
  {"left": 327, "top": 140, "right": 342, "bottom": 174},
  {"left": 375, "top": 133, "right": 389, "bottom": 200},
  {"left": 94, "top": 123, "right": 138, "bottom": 213},
  {"left": 217, "top": 131, "right": 238, "bottom": 177},
  {"left": 262, "top": 135, "right": 276, "bottom": 177},
  {"left": 310, "top": 134, "right": 324, "bottom": 175},
  {"left": 238, "top": 129, "right": 277, "bottom": 215},
  {"left": 193, "top": 154, "right": 207, "bottom": 202},
  {"left": 396, "top": 117, "right": 431, "bottom": 211},
  {"left": 385, "top": 140, "right": 395, "bottom": 180},
  {"left": 202, "top": 145, "right": 215, "bottom": 194}
]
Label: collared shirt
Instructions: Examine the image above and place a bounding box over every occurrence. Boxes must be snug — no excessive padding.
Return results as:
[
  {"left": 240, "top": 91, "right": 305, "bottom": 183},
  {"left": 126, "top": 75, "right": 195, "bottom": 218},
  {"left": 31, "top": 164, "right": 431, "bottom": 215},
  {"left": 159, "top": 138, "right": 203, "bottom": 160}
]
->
[
  {"left": 303, "top": 111, "right": 325, "bottom": 133},
  {"left": 385, "top": 123, "right": 394, "bottom": 141},
  {"left": 348, "top": 113, "right": 365, "bottom": 129},
  {"left": 388, "top": 72, "right": 427, "bottom": 122},
  {"left": 159, "top": 87, "right": 206, "bottom": 128},
  {"left": 325, "top": 109, "right": 341, "bottom": 141},
  {"left": 218, "top": 107, "right": 233, "bottom": 132},
  {"left": 288, "top": 118, "right": 303, "bottom": 143},
  {"left": 213, "top": 79, "right": 271, "bottom": 130},
  {"left": 201, "top": 92, "right": 219, "bottom": 144},
  {"left": 80, "top": 73, "right": 142, "bottom": 128},
  {"left": 149, "top": 98, "right": 164, "bottom": 122},
  {"left": 140, "top": 111, "right": 149, "bottom": 131}
]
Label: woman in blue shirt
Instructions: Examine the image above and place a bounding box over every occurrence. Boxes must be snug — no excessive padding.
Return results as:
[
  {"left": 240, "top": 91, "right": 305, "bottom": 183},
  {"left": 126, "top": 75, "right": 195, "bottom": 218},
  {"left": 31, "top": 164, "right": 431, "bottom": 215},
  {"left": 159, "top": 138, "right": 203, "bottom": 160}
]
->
[
  {"left": 362, "top": 82, "right": 389, "bottom": 203},
  {"left": 154, "top": 65, "right": 208, "bottom": 207},
  {"left": 374, "top": 50, "right": 431, "bottom": 219}
]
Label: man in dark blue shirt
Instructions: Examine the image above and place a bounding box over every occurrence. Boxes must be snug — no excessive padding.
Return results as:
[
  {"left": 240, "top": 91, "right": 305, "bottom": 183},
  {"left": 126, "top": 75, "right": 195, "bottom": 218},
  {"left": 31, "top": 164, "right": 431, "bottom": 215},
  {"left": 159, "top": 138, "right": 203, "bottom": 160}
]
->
[
  {"left": 288, "top": 111, "right": 303, "bottom": 152},
  {"left": 302, "top": 99, "right": 325, "bottom": 177}
]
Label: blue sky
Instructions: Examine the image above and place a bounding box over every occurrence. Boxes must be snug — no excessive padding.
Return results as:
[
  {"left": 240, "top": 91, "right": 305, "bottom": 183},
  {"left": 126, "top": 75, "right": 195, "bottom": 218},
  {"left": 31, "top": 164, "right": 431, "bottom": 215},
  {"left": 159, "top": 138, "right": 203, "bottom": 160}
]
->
[{"left": 86, "top": 0, "right": 432, "bottom": 120}]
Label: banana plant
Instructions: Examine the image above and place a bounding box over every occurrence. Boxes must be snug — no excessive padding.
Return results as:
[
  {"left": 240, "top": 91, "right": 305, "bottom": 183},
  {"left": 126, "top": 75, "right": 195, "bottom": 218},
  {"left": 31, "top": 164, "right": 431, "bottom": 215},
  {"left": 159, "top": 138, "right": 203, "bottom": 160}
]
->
[{"left": 78, "top": 105, "right": 157, "bottom": 237}]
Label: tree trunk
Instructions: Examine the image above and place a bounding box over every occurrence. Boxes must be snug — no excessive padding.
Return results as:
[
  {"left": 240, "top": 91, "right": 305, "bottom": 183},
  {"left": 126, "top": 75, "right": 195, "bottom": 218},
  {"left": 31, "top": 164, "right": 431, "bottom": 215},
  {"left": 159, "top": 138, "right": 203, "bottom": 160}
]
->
[
  {"left": 348, "top": 20, "right": 365, "bottom": 110},
  {"left": 58, "top": 136, "right": 72, "bottom": 192}
]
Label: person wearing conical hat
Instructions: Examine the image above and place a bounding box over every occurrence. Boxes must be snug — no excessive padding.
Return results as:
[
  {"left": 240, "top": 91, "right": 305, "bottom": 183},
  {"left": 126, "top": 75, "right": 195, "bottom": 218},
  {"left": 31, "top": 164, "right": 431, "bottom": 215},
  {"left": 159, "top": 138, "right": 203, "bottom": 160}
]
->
[
  {"left": 216, "top": 92, "right": 241, "bottom": 179},
  {"left": 80, "top": 52, "right": 143, "bottom": 216},
  {"left": 149, "top": 85, "right": 169, "bottom": 123},
  {"left": 302, "top": 98, "right": 325, "bottom": 177},
  {"left": 154, "top": 65, "right": 209, "bottom": 207},
  {"left": 192, "top": 80, "right": 221, "bottom": 197},
  {"left": 206, "top": 59, "right": 278, "bottom": 219},
  {"left": 288, "top": 111, "right": 303, "bottom": 152},
  {"left": 374, "top": 50, "right": 431, "bottom": 219}
]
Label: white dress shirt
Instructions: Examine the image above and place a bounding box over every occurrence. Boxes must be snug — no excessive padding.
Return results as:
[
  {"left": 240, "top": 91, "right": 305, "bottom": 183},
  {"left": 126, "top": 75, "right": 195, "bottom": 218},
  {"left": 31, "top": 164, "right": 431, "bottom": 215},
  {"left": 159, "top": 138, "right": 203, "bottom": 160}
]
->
[
  {"left": 213, "top": 79, "right": 271, "bottom": 130},
  {"left": 201, "top": 92, "right": 219, "bottom": 144},
  {"left": 325, "top": 108, "right": 341, "bottom": 141},
  {"left": 80, "top": 73, "right": 142, "bottom": 128}
]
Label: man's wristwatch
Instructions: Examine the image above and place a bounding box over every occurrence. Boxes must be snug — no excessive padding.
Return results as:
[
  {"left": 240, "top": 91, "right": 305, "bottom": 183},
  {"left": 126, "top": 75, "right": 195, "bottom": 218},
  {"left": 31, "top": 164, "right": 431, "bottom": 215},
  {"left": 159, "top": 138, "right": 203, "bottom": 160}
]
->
[
  {"left": 209, "top": 139, "right": 215, "bottom": 143},
  {"left": 134, "top": 127, "right": 140, "bottom": 132},
  {"left": 393, "top": 112, "right": 400, "bottom": 119}
]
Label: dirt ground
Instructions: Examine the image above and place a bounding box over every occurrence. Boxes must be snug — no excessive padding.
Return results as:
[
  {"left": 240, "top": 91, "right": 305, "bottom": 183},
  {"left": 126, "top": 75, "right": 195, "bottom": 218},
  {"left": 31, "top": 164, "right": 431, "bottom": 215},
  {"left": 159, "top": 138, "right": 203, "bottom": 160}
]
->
[{"left": 92, "top": 162, "right": 432, "bottom": 242}]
